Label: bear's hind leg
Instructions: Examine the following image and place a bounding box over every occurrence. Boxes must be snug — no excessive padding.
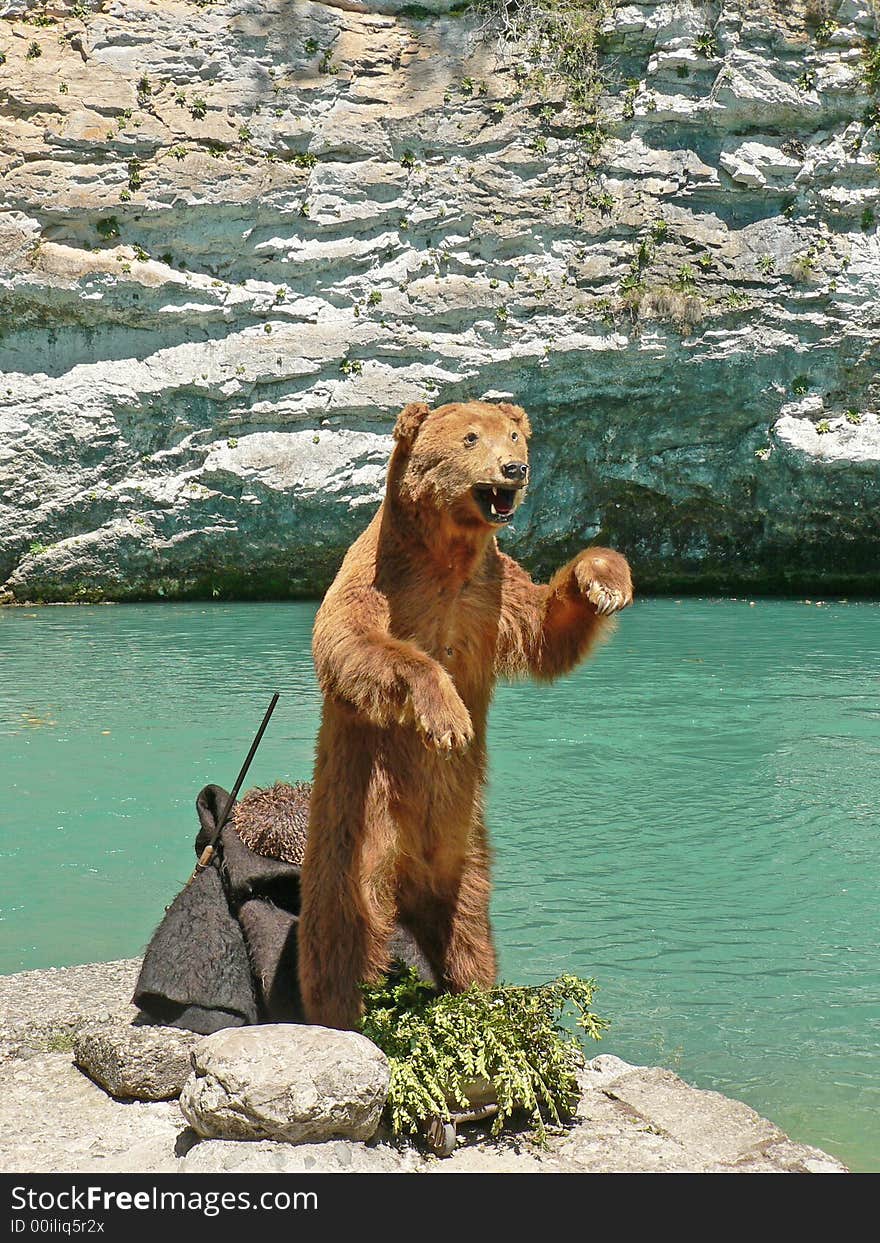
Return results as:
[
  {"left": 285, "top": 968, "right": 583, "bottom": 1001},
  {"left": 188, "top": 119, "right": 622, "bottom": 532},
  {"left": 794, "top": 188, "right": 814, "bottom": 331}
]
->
[
  {"left": 400, "top": 849, "right": 496, "bottom": 994},
  {"left": 299, "top": 867, "right": 395, "bottom": 1030},
  {"left": 299, "top": 760, "right": 398, "bottom": 1030}
]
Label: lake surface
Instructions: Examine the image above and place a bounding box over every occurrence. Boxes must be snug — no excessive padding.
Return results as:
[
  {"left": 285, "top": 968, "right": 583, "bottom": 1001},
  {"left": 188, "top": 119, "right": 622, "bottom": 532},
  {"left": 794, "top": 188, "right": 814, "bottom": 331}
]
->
[{"left": 1, "top": 598, "right": 878, "bottom": 1171}]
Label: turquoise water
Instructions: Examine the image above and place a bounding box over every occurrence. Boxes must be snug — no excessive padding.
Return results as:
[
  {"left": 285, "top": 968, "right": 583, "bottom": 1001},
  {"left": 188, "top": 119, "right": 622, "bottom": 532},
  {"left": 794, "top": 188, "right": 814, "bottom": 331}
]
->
[{"left": 1, "top": 599, "right": 878, "bottom": 1172}]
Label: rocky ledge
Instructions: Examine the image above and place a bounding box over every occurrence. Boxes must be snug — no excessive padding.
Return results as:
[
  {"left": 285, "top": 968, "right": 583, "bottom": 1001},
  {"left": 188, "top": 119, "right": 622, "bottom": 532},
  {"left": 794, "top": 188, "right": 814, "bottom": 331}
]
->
[
  {"left": 0, "top": 958, "right": 847, "bottom": 1173},
  {"left": 1, "top": 1, "right": 879, "bottom": 602}
]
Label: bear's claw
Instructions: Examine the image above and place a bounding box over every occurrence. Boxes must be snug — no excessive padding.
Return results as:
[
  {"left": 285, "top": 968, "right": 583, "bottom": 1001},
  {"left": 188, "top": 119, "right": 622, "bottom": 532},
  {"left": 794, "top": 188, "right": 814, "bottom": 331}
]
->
[
  {"left": 416, "top": 718, "right": 474, "bottom": 753},
  {"left": 574, "top": 549, "right": 633, "bottom": 616},
  {"left": 585, "top": 583, "right": 627, "bottom": 616}
]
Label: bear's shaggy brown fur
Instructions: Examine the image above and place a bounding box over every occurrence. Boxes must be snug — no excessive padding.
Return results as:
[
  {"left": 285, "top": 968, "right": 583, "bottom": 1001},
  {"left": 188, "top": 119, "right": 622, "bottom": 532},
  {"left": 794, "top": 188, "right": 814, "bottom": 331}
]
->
[{"left": 299, "top": 399, "right": 633, "bottom": 1030}]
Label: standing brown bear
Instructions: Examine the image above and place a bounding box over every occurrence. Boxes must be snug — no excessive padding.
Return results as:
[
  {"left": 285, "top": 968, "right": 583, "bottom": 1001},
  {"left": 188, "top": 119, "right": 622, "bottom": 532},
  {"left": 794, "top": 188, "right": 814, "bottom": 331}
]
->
[{"left": 299, "top": 399, "right": 633, "bottom": 1030}]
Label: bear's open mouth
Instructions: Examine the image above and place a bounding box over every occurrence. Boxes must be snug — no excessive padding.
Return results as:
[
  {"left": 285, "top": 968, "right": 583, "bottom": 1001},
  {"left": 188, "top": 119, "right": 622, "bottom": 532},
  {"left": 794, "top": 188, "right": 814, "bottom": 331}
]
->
[{"left": 472, "top": 484, "right": 521, "bottom": 525}]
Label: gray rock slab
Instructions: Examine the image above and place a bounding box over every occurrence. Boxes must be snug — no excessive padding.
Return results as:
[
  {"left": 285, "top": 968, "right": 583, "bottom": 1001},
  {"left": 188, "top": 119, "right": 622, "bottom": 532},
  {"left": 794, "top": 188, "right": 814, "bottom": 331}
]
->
[
  {"left": 180, "top": 1024, "right": 390, "bottom": 1144},
  {"left": 178, "top": 1137, "right": 420, "bottom": 1174},
  {"left": 0, "top": 1053, "right": 184, "bottom": 1174},
  {"left": 601, "top": 1065, "right": 783, "bottom": 1163},
  {"left": 0, "top": 961, "right": 849, "bottom": 1173},
  {"left": 74, "top": 1020, "right": 200, "bottom": 1101},
  {"left": 562, "top": 1057, "right": 849, "bottom": 1174},
  {"left": 0, "top": 959, "right": 142, "bottom": 1064}
]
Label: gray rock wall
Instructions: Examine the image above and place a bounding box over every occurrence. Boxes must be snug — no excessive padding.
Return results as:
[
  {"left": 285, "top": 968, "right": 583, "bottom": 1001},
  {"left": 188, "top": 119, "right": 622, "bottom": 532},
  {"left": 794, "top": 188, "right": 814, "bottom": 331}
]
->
[{"left": 1, "top": 0, "right": 879, "bottom": 600}]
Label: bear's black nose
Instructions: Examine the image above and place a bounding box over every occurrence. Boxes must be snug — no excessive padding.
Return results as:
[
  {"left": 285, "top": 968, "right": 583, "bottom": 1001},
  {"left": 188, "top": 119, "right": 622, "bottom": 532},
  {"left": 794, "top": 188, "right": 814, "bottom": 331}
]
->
[{"left": 502, "top": 461, "right": 528, "bottom": 482}]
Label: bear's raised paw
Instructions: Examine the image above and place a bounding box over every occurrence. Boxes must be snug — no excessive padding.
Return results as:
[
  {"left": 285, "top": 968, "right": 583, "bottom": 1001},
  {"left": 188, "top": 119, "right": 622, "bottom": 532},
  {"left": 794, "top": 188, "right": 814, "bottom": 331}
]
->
[{"left": 573, "top": 549, "right": 633, "bottom": 616}]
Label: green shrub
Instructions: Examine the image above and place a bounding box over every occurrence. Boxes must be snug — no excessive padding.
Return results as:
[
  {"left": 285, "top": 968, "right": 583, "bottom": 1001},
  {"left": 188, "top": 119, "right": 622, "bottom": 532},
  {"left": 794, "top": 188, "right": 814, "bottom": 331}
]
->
[{"left": 360, "top": 969, "right": 607, "bottom": 1142}]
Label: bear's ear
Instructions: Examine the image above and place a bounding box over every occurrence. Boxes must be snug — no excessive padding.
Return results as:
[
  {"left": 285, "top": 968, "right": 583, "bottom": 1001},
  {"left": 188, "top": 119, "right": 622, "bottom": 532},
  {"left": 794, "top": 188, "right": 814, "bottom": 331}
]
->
[
  {"left": 497, "top": 402, "right": 532, "bottom": 438},
  {"left": 393, "top": 401, "right": 432, "bottom": 446}
]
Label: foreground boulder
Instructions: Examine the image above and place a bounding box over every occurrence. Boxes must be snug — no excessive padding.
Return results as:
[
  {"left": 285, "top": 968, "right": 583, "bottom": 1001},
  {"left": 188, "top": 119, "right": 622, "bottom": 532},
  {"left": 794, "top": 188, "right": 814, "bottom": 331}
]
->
[
  {"left": 74, "top": 1020, "right": 200, "bottom": 1101},
  {"left": 179, "top": 1024, "right": 389, "bottom": 1144}
]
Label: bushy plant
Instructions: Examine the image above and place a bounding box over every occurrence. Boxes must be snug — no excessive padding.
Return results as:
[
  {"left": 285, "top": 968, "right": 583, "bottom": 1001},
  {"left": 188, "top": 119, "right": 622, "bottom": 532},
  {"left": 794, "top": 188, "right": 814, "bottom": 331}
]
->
[{"left": 360, "top": 968, "right": 607, "bottom": 1142}]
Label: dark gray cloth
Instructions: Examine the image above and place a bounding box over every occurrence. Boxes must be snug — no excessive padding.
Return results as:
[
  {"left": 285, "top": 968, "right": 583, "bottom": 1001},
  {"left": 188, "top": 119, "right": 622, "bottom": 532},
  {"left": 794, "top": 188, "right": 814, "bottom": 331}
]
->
[{"left": 133, "top": 781, "right": 435, "bottom": 1034}]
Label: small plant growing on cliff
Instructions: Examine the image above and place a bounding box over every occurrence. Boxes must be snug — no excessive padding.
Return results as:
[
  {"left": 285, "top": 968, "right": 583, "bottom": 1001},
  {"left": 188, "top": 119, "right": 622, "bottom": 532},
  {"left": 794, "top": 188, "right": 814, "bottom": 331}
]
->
[
  {"left": 695, "top": 32, "right": 719, "bottom": 58},
  {"left": 863, "top": 41, "right": 880, "bottom": 94},
  {"left": 725, "top": 291, "right": 750, "bottom": 310},
  {"left": 95, "top": 216, "right": 120, "bottom": 241},
  {"left": 791, "top": 375, "right": 810, "bottom": 396},
  {"left": 621, "top": 80, "right": 639, "bottom": 121},
  {"left": 675, "top": 263, "right": 697, "bottom": 291},
  {"left": 25, "top": 41, "right": 42, "bottom": 60},
  {"left": 361, "top": 969, "right": 607, "bottom": 1142},
  {"left": 758, "top": 255, "right": 776, "bottom": 275},
  {"left": 190, "top": 97, "right": 207, "bottom": 120},
  {"left": 29, "top": 542, "right": 49, "bottom": 556},
  {"left": 592, "top": 190, "right": 614, "bottom": 214},
  {"left": 845, "top": 409, "right": 862, "bottom": 425},
  {"left": 339, "top": 358, "right": 363, "bottom": 376},
  {"left": 400, "top": 149, "right": 417, "bottom": 170},
  {"left": 136, "top": 75, "right": 151, "bottom": 102},
  {"left": 861, "top": 206, "right": 875, "bottom": 231},
  {"left": 791, "top": 250, "right": 816, "bottom": 281},
  {"left": 650, "top": 218, "right": 668, "bottom": 242},
  {"left": 796, "top": 69, "right": 817, "bottom": 92},
  {"left": 816, "top": 419, "right": 832, "bottom": 434}
]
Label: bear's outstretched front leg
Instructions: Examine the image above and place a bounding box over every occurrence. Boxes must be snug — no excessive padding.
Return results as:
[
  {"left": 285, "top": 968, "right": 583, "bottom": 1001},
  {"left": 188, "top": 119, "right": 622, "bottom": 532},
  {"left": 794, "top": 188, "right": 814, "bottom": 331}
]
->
[
  {"left": 496, "top": 546, "right": 633, "bottom": 681},
  {"left": 314, "top": 627, "right": 474, "bottom": 752}
]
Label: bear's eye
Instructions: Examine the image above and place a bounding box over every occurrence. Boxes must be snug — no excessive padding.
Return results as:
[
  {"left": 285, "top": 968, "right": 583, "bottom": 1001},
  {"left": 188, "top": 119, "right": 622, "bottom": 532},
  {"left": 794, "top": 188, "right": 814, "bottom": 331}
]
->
[
  {"left": 464, "top": 431, "right": 479, "bottom": 447},
  {"left": 511, "top": 431, "right": 519, "bottom": 442}
]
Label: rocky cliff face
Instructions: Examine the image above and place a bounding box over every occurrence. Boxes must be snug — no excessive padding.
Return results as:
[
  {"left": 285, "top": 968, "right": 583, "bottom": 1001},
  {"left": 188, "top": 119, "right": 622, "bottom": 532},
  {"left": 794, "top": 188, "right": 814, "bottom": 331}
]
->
[{"left": 1, "top": 0, "right": 878, "bottom": 600}]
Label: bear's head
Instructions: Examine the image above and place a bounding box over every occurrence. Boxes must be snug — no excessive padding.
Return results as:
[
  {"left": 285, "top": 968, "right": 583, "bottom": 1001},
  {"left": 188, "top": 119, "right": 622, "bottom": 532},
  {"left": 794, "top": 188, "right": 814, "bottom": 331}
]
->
[{"left": 390, "top": 399, "right": 532, "bottom": 529}]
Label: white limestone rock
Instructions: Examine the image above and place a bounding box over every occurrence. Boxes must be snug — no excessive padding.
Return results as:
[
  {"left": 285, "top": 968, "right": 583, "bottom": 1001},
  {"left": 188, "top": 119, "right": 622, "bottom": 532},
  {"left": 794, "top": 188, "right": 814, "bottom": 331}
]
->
[{"left": 179, "top": 1024, "right": 390, "bottom": 1143}]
